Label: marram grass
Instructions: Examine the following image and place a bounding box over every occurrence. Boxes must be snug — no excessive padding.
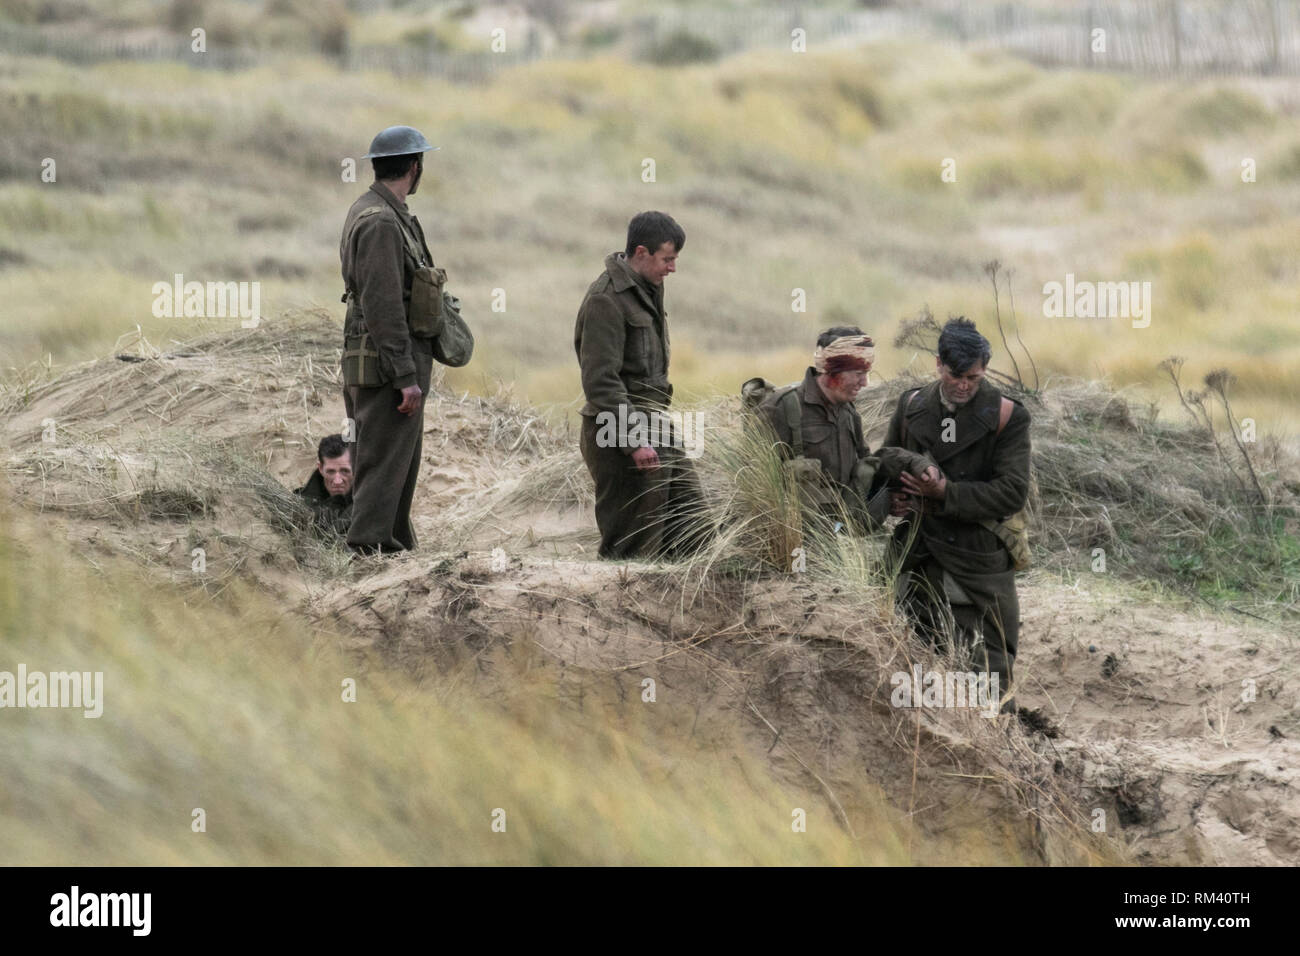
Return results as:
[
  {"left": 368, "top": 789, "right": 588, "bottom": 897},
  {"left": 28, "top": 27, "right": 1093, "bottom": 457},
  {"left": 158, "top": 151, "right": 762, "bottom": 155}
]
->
[{"left": 0, "top": 500, "right": 910, "bottom": 865}]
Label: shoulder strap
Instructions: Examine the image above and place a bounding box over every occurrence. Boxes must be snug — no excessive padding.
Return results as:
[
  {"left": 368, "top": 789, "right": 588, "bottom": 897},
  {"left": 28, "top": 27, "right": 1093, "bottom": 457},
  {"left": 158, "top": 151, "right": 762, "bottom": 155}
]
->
[
  {"left": 901, "top": 388, "right": 1012, "bottom": 443},
  {"left": 343, "top": 205, "right": 429, "bottom": 294},
  {"left": 984, "top": 397, "right": 1028, "bottom": 565},
  {"left": 900, "top": 387, "right": 922, "bottom": 447},
  {"left": 777, "top": 386, "right": 803, "bottom": 458},
  {"left": 390, "top": 213, "right": 427, "bottom": 267}
]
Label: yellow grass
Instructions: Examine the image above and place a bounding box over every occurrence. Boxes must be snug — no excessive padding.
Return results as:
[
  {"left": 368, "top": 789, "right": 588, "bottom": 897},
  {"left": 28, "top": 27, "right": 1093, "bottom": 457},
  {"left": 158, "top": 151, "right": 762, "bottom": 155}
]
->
[
  {"left": 2, "top": 36, "right": 1297, "bottom": 445},
  {"left": 0, "top": 500, "right": 910, "bottom": 865}
]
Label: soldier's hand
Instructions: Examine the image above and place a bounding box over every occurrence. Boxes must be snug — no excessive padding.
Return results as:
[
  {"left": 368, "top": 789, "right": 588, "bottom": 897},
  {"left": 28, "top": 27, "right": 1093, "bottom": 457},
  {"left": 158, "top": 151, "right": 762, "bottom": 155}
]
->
[
  {"left": 396, "top": 385, "right": 423, "bottom": 416},
  {"left": 889, "top": 491, "right": 913, "bottom": 517},
  {"left": 631, "top": 445, "right": 661, "bottom": 471},
  {"left": 901, "top": 465, "right": 946, "bottom": 499}
]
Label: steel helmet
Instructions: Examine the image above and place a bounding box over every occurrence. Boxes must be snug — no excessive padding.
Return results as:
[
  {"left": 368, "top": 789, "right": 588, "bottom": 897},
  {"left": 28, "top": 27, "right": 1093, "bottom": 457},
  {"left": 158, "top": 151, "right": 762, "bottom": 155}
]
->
[{"left": 362, "top": 125, "right": 440, "bottom": 160}]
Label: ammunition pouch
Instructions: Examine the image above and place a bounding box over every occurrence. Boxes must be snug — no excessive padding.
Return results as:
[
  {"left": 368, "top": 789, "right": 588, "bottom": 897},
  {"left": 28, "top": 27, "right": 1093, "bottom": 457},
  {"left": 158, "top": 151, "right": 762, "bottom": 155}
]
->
[
  {"left": 408, "top": 264, "right": 447, "bottom": 338},
  {"left": 783, "top": 457, "right": 838, "bottom": 507},
  {"left": 981, "top": 513, "right": 1031, "bottom": 572},
  {"left": 342, "top": 331, "right": 383, "bottom": 388},
  {"left": 784, "top": 457, "right": 822, "bottom": 481}
]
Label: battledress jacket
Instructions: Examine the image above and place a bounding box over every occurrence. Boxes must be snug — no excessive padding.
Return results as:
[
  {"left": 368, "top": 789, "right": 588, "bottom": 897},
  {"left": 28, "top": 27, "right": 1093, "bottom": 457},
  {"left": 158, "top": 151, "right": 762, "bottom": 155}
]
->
[
  {"left": 574, "top": 252, "right": 674, "bottom": 452},
  {"left": 881, "top": 378, "right": 1031, "bottom": 636}
]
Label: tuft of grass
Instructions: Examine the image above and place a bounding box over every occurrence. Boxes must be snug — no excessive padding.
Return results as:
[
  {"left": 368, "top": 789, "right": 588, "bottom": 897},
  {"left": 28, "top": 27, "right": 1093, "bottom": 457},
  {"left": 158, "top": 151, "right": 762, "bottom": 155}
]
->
[
  {"left": 1012, "top": 72, "right": 1124, "bottom": 134},
  {"left": 964, "top": 146, "right": 1093, "bottom": 198},
  {"left": 1124, "top": 233, "right": 1218, "bottom": 312},
  {"left": 1175, "top": 86, "right": 1274, "bottom": 137},
  {"left": 1032, "top": 368, "right": 1299, "bottom": 617},
  {"left": 1136, "top": 143, "right": 1208, "bottom": 191},
  {"left": 691, "top": 402, "right": 808, "bottom": 577},
  {"left": 640, "top": 29, "right": 721, "bottom": 66}
]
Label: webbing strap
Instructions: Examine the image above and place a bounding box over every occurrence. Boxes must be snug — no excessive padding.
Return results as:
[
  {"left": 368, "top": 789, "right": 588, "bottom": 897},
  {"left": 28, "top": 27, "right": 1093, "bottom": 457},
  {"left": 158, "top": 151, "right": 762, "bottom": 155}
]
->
[
  {"left": 341, "top": 205, "right": 427, "bottom": 301},
  {"left": 996, "top": 394, "right": 1013, "bottom": 432},
  {"left": 778, "top": 386, "right": 803, "bottom": 458},
  {"left": 901, "top": 387, "right": 1012, "bottom": 443},
  {"left": 342, "top": 333, "right": 380, "bottom": 385},
  {"left": 390, "top": 213, "right": 426, "bottom": 266}
]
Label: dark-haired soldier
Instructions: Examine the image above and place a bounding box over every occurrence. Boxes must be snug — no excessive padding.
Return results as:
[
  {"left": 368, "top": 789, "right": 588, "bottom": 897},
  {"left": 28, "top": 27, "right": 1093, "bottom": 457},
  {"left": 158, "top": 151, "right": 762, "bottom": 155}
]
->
[
  {"left": 574, "top": 211, "right": 710, "bottom": 559},
  {"left": 340, "top": 125, "right": 471, "bottom": 555},
  {"left": 881, "top": 317, "right": 1031, "bottom": 710},
  {"left": 755, "top": 326, "right": 890, "bottom": 531},
  {"left": 296, "top": 434, "right": 354, "bottom": 536}
]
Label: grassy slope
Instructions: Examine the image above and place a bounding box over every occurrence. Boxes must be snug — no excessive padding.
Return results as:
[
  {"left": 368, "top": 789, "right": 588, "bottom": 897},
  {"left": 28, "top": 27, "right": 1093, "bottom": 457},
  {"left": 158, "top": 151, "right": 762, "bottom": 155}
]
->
[
  {"left": 1, "top": 40, "right": 1298, "bottom": 436},
  {"left": 0, "top": 500, "right": 906, "bottom": 865}
]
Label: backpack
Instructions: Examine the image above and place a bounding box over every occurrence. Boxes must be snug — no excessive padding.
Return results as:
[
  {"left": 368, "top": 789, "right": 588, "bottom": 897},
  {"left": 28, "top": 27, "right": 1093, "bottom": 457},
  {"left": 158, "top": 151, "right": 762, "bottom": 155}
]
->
[
  {"left": 744, "top": 377, "right": 889, "bottom": 527},
  {"left": 741, "top": 377, "right": 804, "bottom": 455},
  {"left": 900, "top": 387, "right": 1032, "bottom": 572}
]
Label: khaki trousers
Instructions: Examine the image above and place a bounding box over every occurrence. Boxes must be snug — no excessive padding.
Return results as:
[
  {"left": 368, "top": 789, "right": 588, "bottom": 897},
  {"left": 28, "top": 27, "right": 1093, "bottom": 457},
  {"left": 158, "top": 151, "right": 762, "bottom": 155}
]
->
[{"left": 344, "top": 344, "right": 433, "bottom": 552}]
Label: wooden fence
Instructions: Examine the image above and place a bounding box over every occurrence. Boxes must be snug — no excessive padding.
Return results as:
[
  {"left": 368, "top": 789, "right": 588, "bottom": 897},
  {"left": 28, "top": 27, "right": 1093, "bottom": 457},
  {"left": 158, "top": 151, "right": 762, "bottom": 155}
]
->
[{"left": 1, "top": 1, "right": 1297, "bottom": 79}]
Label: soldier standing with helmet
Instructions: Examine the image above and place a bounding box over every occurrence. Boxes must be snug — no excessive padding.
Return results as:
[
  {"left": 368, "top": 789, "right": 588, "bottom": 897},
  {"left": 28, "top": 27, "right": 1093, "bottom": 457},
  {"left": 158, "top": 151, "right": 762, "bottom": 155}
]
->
[{"left": 340, "top": 125, "right": 472, "bottom": 555}]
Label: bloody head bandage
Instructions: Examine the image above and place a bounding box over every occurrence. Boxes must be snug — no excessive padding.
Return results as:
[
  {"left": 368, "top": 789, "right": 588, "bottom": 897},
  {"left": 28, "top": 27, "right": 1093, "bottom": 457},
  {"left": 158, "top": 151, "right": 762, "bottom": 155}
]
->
[{"left": 813, "top": 335, "right": 875, "bottom": 376}]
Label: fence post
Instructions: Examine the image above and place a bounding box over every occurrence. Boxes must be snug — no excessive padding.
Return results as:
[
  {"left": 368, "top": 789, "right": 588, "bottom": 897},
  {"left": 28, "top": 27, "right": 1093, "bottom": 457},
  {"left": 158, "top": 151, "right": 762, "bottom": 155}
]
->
[
  {"left": 1169, "top": 0, "right": 1181, "bottom": 72},
  {"left": 1270, "top": 0, "right": 1281, "bottom": 73},
  {"left": 1087, "top": 4, "right": 1096, "bottom": 68}
]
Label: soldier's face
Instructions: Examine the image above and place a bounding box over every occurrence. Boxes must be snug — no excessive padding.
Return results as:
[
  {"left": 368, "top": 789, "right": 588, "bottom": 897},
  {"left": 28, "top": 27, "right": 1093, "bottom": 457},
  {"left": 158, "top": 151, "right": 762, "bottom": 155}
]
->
[
  {"left": 937, "top": 359, "right": 986, "bottom": 406},
  {"left": 408, "top": 158, "right": 423, "bottom": 195},
  {"left": 319, "top": 454, "right": 354, "bottom": 497},
  {"left": 824, "top": 369, "right": 869, "bottom": 404},
  {"left": 631, "top": 242, "right": 678, "bottom": 285}
]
